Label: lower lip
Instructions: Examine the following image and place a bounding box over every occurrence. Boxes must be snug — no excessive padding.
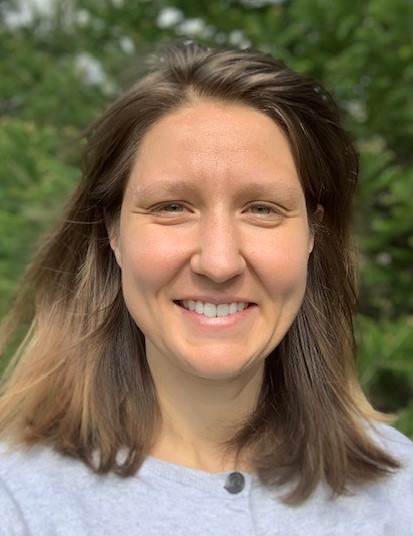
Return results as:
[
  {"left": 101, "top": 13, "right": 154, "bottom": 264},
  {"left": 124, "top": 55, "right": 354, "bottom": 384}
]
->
[{"left": 175, "top": 303, "right": 256, "bottom": 329}]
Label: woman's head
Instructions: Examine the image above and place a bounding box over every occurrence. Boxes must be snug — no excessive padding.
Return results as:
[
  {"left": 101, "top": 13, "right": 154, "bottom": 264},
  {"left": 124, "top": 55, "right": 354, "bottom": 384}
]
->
[
  {"left": 74, "top": 40, "right": 358, "bottom": 382},
  {"left": 78, "top": 40, "right": 358, "bottom": 348}
]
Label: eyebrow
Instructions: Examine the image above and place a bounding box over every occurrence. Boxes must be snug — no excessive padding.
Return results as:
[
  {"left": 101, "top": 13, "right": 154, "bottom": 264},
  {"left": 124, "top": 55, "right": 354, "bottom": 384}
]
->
[
  {"left": 231, "top": 181, "right": 303, "bottom": 203},
  {"left": 132, "top": 179, "right": 303, "bottom": 204},
  {"left": 132, "top": 180, "right": 199, "bottom": 203}
]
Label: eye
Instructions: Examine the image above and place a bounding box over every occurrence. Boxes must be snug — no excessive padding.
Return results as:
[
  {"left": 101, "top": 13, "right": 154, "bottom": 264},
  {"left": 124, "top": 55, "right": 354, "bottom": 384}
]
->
[
  {"left": 158, "top": 203, "right": 185, "bottom": 213},
  {"left": 249, "top": 203, "right": 274, "bottom": 215},
  {"left": 246, "top": 203, "right": 283, "bottom": 216},
  {"left": 149, "top": 201, "right": 194, "bottom": 221},
  {"left": 242, "top": 202, "right": 286, "bottom": 227}
]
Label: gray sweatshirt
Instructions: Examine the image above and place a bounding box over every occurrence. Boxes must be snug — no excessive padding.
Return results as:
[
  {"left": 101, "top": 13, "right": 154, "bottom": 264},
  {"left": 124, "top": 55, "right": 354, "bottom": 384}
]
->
[{"left": 0, "top": 424, "right": 412, "bottom": 535}]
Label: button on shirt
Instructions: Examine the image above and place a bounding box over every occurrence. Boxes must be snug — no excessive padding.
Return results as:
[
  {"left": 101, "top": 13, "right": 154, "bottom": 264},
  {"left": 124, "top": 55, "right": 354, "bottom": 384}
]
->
[{"left": 224, "top": 471, "right": 245, "bottom": 494}]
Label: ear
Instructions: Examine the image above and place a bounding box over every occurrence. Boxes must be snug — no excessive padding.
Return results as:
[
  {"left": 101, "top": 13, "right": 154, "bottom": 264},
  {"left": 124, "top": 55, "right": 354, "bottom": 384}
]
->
[
  {"left": 104, "top": 209, "right": 122, "bottom": 268},
  {"left": 314, "top": 204, "right": 324, "bottom": 223},
  {"left": 109, "top": 232, "right": 122, "bottom": 268},
  {"left": 308, "top": 204, "right": 324, "bottom": 255}
]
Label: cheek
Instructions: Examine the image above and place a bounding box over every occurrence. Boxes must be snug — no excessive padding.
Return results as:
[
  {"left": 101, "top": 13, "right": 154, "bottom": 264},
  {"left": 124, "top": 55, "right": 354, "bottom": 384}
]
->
[
  {"left": 119, "top": 230, "right": 188, "bottom": 293},
  {"left": 279, "top": 243, "right": 310, "bottom": 280},
  {"left": 254, "top": 232, "right": 311, "bottom": 294},
  {"left": 263, "top": 253, "right": 309, "bottom": 329}
]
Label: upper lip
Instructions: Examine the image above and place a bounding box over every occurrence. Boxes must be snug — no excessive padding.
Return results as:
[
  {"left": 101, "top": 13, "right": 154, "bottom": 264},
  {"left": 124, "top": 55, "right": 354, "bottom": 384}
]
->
[{"left": 175, "top": 297, "right": 255, "bottom": 305}]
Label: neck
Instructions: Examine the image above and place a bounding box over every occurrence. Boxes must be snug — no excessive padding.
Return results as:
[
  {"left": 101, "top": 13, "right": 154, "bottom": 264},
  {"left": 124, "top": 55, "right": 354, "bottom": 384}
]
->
[{"left": 148, "top": 359, "right": 264, "bottom": 473}]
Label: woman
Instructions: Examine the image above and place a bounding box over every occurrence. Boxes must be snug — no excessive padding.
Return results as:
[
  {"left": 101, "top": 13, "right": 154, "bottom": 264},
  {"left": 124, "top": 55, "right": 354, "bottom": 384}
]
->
[{"left": 0, "top": 41, "right": 412, "bottom": 535}]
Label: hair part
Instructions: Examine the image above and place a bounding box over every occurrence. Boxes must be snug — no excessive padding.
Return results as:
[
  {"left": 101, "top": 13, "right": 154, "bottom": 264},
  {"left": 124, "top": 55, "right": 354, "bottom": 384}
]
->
[{"left": 0, "top": 41, "right": 399, "bottom": 503}]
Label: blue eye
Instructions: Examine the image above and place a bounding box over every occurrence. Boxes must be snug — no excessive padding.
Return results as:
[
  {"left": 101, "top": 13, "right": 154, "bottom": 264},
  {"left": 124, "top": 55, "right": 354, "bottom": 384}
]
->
[
  {"left": 249, "top": 204, "right": 274, "bottom": 215},
  {"left": 161, "top": 203, "right": 185, "bottom": 212},
  {"left": 150, "top": 202, "right": 193, "bottom": 220}
]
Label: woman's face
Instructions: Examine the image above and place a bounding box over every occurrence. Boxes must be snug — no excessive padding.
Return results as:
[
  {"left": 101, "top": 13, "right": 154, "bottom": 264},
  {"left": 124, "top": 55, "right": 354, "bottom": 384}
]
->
[{"left": 110, "top": 101, "right": 314, "bottom": 382}]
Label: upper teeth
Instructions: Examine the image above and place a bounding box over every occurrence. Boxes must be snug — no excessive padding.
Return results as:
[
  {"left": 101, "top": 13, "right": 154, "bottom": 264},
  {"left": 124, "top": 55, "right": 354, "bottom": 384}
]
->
[{"left": 181, "top": 300, "right": 248, "bottom": 318}]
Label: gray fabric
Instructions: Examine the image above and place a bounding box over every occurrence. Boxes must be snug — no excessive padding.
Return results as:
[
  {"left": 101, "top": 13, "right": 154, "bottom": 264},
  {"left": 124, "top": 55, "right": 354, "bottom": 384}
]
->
[{"left": 0, "top": 423, "right": 412, "bottom": 535}]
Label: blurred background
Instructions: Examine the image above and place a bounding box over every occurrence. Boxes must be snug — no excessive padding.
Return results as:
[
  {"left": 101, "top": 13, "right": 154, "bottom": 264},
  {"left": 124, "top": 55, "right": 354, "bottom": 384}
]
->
[{"left": 0, "top": 0, "right": 412, "bottom": 436}]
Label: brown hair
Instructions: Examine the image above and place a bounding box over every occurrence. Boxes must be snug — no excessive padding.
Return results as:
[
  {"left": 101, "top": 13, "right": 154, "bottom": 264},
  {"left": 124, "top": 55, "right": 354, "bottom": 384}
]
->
[{"left": 0, "top": 41, "right": 398, "bottom": 503}]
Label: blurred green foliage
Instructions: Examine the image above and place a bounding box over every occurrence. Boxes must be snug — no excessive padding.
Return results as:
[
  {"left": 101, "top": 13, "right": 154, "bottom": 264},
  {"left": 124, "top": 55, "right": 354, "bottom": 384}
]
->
[{"left": 0, "top": 0, "right": 412, "bottom": 436}]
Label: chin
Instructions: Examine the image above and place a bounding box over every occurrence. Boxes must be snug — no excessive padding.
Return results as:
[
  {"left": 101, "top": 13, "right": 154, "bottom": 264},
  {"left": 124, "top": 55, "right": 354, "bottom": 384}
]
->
[{"left": 178, "top": 351, "right": 263, "bottom": 382}]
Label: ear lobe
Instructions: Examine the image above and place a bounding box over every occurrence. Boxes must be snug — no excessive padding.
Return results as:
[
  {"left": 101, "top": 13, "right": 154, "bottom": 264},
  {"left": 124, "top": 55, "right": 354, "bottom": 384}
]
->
[
  {"left": 314, "top": 204, "right": 324, "bottom": 223},
  {"left": 308, "top": 204, "right": 324, "bottom": 255},
  {"left": 308, "top": 234, "right": 315, "bottom": 255},
  {"left": 109, "top": 236, "right": 122, "bottom": 268},
  {"left": 104, "top": 210, "right": 122, "bottom": 268}
]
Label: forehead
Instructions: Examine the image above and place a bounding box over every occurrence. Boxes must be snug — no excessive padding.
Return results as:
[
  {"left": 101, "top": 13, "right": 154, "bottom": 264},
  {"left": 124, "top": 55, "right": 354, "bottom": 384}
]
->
[
  {"left": 127, "top": 100, "right": 304, "bottom": 201},
  {"left": 137, "top": 100, "right": 292, "bottom": 160}
]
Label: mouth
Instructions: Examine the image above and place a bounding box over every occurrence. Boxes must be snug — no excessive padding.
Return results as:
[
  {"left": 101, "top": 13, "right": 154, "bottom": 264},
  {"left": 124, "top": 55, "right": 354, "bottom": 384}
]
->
[{"left": 175, "top": 300, "right": 255, "bottom": 318}]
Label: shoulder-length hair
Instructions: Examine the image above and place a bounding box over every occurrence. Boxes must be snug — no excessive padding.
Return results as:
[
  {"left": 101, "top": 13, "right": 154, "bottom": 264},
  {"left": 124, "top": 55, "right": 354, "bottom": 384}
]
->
[{"left": 0, "top": 41, "right": 398, "bottom": 503}]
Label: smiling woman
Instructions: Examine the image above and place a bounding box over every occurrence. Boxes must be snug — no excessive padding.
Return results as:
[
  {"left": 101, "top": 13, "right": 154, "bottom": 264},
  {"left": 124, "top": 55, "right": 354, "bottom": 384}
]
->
[{"left": 0, "top": 41, "right": 412, "bottom": 535}]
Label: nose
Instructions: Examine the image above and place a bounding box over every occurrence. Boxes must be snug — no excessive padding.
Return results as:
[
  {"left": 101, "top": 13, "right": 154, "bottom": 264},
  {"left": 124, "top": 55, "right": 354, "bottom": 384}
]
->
[{"left": 190, "top": 212, "right": 247, "bottom": 283}]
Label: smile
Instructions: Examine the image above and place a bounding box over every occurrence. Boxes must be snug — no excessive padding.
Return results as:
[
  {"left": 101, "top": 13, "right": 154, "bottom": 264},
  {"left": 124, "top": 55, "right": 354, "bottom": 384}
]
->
[{"left": 179, "top": 300, "right": 251, "bottom": 318}]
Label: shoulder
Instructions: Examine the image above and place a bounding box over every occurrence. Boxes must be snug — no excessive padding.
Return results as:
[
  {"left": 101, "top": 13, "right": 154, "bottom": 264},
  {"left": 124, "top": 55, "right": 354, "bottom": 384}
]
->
[
  {"left": 361, "top": 422, "right": 413, "bottom": 495},
  {"left": 0, "top": 441, "right": 82, "bottom": 486},
  {"left": 0, "top": 442, "right": 101, "bottom": 534},
  {"left": 0, "top": 441, "right": 75, "bottom": 493},
  {"left": 0, "top": 443, "right": 58, "bottom": 534},
  {"left": 353, "top": 423, "right": 413, "bottom": 516},
  {"left": 368, "top": 421, "right": 413, "bottom": 466}
]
